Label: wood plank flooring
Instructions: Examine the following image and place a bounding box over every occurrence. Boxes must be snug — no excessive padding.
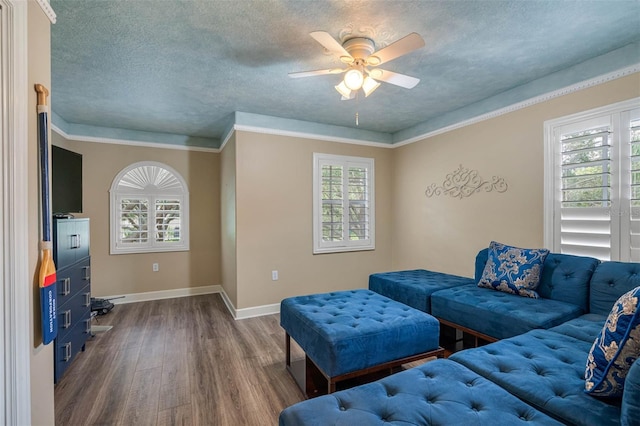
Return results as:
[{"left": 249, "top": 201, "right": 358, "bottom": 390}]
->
[{"left": 54, "top": 294, "right": 305, "bottom": 426}]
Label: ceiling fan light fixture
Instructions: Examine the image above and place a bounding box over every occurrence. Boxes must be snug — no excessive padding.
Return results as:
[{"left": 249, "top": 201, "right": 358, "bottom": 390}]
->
[
  {"left": 341, "top": 91, "right": 356, "bottom": 101},
  {"left": 343, "top": 68, "right": 364, "bottom": 90},
  {"left": 362, "top": 76, "right": 381, "bottom": 97},
  {"left": 367, "top": 56, "right": 381, "bottom": 66},
  {"left": 335, "top": 81, "right": 352, "bottom": 98}
]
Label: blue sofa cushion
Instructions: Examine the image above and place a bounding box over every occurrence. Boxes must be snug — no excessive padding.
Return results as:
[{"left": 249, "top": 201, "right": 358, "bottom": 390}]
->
[
  {"left": 431, "top": 285, "right": 583, "bottom": 339},
  {"left": 590, "top": 261, "right": 640, "bottom": 315},
  {"left": 368, "top": 269, "right": 473, "bottom": 313},
  {"left": 548, "top": 314, "right": 606, "bottom": 343},
  {"left": 586, "top": 286, "right": 640, "bottom": 397},
  {"left": 622, "top": 359, "right": 640, "bottom": 426},
  {"left": 450, "top": 329, "right": 622, "bottom": 426},
  {"left": 279, "top": 359, "right": 563, "bottom": 426},
  {"left": 478, "top": 241, "right": 549, "bottom": 298},
  {"left": 280, "top": 290, "right": 440, "bottom": 377},
  {"left": 475, "top": 249, "right": 599, "bottom": 310}
]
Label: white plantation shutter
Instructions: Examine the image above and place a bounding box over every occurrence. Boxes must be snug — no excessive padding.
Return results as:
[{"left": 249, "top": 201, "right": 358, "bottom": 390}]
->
[
  {"left": 110, "top": 162, "right": 189, "bottom": 254},
  {"left": 545, "top": 99, "right": 640, "bottom": 261},
  {"left": 155, "top": 198, "right": 182, "bottom": 242},
  {"left": 347, "top": 165, "right": 370, "bottom": 241},
  {"left": 118, "top": 198, "right": 149, "bottom": 244},
  {"left": 321, "top": 164, "right": 344, "bottom": 242},
  {"left": 313, "top": 153, "right": 375, "bottom": 254},
  {"left": 622, "top": 111, "right": 640, "bottom": 261},
  {"left": 558, "top": 123, "right": 614, "bottom": 260}
]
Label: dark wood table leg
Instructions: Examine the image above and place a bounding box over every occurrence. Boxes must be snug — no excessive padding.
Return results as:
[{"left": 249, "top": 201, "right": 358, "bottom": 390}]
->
[{"left": 285, "top": 332, "right": 291, "bottom": 367}]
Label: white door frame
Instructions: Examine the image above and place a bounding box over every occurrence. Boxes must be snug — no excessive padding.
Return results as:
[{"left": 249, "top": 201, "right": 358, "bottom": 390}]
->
[{"left": 1, "top": 0, "right": 32, "bottom": 424}]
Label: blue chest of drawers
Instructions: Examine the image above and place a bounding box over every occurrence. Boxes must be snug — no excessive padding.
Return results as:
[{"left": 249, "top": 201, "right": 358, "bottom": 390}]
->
[{"left": 53, "top": 218, "right": 91, "bottom": 383}]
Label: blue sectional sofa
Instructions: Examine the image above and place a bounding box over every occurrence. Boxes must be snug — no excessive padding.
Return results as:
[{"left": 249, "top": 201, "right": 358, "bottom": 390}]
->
[
  {"left": 431, "top": 250, "right": 601, "bottom": 340},
  {"left": 279, "top": 248, "right": 640, "bottom": 425}
]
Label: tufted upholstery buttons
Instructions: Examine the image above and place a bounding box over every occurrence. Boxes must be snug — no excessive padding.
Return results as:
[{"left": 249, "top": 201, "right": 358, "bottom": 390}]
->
[
  {"left": 281, "top": 289, "right": 440, "bottom": 377},
  {"left": 279, "top": 359, "right": 562, "bottom": 425}
]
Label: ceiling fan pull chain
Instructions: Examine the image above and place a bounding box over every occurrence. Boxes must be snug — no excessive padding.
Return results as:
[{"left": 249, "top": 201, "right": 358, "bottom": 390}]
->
[{"left": 355, "top": 91, "right": 360, "bottom": 126}]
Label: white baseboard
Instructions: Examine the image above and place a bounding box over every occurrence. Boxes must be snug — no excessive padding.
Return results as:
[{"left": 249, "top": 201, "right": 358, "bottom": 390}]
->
[
  {"left": 218, "top": 289, "right": 280, "bottom": 320},
  {"left": 100, "top": 285, "right": 281, "bottom": 320},
  {"left": 235, "top": 303, "right": 280, "bottom": 319},
  {"left": 102, "top": 285, "right": 221, "bottom": 304}
]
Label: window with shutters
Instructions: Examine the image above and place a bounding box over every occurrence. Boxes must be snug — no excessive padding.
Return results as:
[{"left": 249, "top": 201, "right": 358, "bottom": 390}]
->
[
  {"left": 544, "top": 98, "right": 640, "bottom": 261},
  {"left": 313, "top": 153, "right": 375, "bottom": 254},
  {"left": 110, "top": 161, "right": 189, "bottom": 254}
]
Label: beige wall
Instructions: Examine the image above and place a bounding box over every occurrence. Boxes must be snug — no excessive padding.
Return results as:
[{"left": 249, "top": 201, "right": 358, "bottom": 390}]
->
[
  {"left": 391, "top": 73, "right": 640, "bottom": 278},
  {"left": 51, "top": 133, "right": 221, "bottom": 297},
  {"left": 234, "top": 131, "right": 393, "bottom": 309},
  {"left": 27, "top": 2, "right": 55, "bottom": 424},
  {"left": 220, "top": 135, "right": 238, "bottom": 306}
]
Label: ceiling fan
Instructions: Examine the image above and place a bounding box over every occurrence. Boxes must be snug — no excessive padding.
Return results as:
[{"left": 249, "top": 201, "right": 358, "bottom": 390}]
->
[{"left": 289, "top": 31, "right": 425, "bottom": 100}]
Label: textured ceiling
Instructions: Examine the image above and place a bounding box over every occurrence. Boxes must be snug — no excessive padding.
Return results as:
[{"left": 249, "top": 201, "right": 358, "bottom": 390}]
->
[{"left": 50, "top": 0, "right": 640, "bottom": 148}]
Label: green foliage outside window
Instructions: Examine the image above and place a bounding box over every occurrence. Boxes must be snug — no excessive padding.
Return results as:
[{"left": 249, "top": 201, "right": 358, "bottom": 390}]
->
[{"left": 561, "top": 128, "right": 611, "bottom": 208}]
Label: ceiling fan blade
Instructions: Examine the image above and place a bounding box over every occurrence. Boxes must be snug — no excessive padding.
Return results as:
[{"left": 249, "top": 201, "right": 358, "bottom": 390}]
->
[
  {"left": 368, "top": 69, "right": 420, "bottom": 89},
  {"left": 310, "top": 31, "right": 353, "bottom": 62},
  {"left": 367, "top": 33, "right": 425, "bottom": 66},
  {"left": 288, "top": 68, "right": 345, "bottom": 78}
]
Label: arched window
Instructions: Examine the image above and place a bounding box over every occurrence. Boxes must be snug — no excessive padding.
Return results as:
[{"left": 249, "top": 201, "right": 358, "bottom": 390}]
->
[{"left": 110, "top": 161, "right": 189, "bottom": 254}]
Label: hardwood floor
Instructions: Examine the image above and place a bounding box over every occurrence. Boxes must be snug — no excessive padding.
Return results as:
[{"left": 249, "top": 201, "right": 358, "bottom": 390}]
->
[{"left": 54, "top": 294, "right": 305, "bottom": 426}]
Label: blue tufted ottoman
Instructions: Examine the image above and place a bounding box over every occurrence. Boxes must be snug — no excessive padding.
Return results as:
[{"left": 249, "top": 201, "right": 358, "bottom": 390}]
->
[
  {"left": 279, "top": 358, "right": 563, "bottom": 425},
  {"left": 369, "top": 269, "right": 474, "bottom": 313},
  {"left": 280, "top": 290, "right": 443, "bottom": 397}
]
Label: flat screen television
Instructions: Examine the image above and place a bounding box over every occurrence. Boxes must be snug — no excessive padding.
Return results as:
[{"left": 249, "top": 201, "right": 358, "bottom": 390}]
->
[{"left": 52, "top": 145, "right": 83, "bottom": 214}]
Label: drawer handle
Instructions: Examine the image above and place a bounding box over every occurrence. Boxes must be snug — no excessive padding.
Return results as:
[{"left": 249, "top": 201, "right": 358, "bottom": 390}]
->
[
  {"left": 84, "top": 319, "right": 91, "bottom": 334},
  {"left": 63, "top": 342, "right": 72, "bottom": 362},
  {"left": 83, "top": 292, "right": 91, "bottom": 307},
  {"left": 61, "top": 278, "right": 71, "bottom": 296},
  {"left": 82, "top": 266, "right": 90, "bottom": 280},
  {"left": 62, "top": 310, "right": 72, "bottom": 329},
  {"left": 71, "top": 234, "right": 81, "bottom": 249}
]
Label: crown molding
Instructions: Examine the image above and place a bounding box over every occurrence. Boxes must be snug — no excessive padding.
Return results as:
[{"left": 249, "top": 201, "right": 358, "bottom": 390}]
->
[
  {"left": 35, "top": 0, "right": 56, "bottom": 23},
  {"left": 51, "top": 64, "right": 639, "bottom": 153},
  {"left": 51, "top": 124, "right": 219, "bottom": 153},
  {"left": 219, "top": 125, "right": 236, "bottom": 151},
  {"left": 233, "top": 124, "right": 393, "bottom": 149},
  {"left": 393, "top": 63, "right": 640, "bottom": 148}
]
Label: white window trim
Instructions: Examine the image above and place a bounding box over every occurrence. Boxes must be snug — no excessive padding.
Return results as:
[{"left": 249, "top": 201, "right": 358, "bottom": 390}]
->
[
  {"left": 313, "top": 153, "right": 375, "bottom": 254},
  {"left": 544, "top": 97, "right": 640, "bottom": 259},
  {"left": 110, "top": 161, "right": 190, "bottom": 254}
]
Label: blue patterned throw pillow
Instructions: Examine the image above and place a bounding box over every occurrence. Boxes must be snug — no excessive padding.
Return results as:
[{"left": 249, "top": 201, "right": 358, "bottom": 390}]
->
[
  {"left": 478, "top": 241, "right": 549, "bottom": 298},
  {"left": 585, "top": 286, "right": 640, "bottom": 398}
]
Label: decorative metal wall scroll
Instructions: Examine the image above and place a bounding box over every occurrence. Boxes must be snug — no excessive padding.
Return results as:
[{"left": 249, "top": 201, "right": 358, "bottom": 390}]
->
[{"left": 425, "top": 165, "right": 508, "bottom": 199}]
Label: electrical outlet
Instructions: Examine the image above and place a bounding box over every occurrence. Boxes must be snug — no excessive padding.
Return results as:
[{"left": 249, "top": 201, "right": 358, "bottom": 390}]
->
[
  {"left": 271, "top": 270, "right": 278, "bottom": 281},
  {"left": 152, "top": 263, "right": 159, "bottom": 272}
]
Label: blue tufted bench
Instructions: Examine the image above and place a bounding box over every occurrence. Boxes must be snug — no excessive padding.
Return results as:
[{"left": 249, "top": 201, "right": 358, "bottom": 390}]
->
[
  {"left": 280, "top": 290, "right": 443, "bottom": 397},
  {"left": 368, "top": 269, "right": 474, "bottom": 313},
  {"left": 279, "top": 358, "right": 563, "bottom": 425}
]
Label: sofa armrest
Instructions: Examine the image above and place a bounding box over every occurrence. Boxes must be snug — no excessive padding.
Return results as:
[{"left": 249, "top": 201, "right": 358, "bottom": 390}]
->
[{"left": 622, "top": 358, "right": 640, "bottom": 426}]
